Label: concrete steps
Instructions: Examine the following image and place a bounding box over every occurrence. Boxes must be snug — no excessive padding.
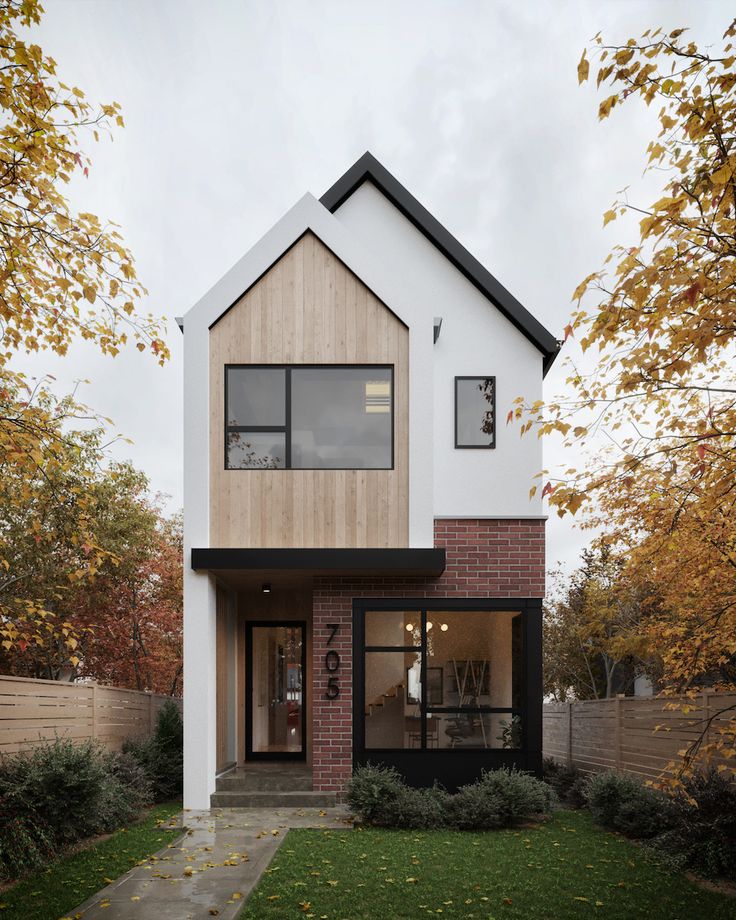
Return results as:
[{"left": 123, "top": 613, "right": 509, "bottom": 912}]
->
[
  {"left": 211, "top": 763, "right": 336, "bottom": 808},
  {"left": 210, "top": 789, "right": 337, "bottom": 808},
  {"left": 216, "top": 765, "right": 312, "bottom": 793}
]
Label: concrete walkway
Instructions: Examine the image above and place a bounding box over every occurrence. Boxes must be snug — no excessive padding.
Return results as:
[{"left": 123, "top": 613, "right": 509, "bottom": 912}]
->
[{"left": 68, "top": 807, "right": 352, "bottom": 920}]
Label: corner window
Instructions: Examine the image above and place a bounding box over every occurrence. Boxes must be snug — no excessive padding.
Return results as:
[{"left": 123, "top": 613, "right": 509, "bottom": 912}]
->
[
  {"left": 455, "top": 376, "right": 495, "bottom": 448},
  {"left": 225, "top": 365, "right": 393, "bottom": 470},
  {"left": 362, "top": 607, "right": 523, "bottom": 751}
]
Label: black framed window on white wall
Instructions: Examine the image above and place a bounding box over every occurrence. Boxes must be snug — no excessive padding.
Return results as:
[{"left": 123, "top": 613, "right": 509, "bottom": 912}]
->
[
  {"left": 225, "top": 365, "right": 394, "bottom": 470},
  {"left": 361, "top": 607, "right": 524, "bottom": 752},
  {"left": 454, "top": 376, "right": 495, "bottom": 448}
]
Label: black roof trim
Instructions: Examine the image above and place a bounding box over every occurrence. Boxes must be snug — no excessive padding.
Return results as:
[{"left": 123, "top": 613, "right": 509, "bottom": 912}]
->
[
  {"left": 192, "top": 547, "right": 446, "bottom": 576},
  {"left": 321, "top": 152, "right": 561, "bottom": 375}
]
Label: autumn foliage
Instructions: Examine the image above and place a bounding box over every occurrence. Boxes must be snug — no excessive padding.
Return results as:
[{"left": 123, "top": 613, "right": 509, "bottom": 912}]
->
[
  {"left": 524, "top": 21, "right": 736, "bottom": 778},
  {"left": 0, "top": 0, "right": 178, "bottom": 687}
]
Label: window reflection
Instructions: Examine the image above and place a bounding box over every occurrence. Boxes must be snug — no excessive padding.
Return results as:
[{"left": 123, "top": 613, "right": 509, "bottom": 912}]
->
[
  {"left": 455, "top": 377, "right": 495, "bottom": 448},
  {"left": 226, "top": 432, "right": 285, "bottom": 469},
  {"left": 291, "top": 367, "right": 392, "bottom": 469}
]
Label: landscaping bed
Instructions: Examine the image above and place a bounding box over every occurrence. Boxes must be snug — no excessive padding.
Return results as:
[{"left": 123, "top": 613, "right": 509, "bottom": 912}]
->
[
  {"left": 240, "top": 809, "right": 735, "bottom": 919},
  {"left": 0, "top": 801, "right": 181, "bottom": 920}
]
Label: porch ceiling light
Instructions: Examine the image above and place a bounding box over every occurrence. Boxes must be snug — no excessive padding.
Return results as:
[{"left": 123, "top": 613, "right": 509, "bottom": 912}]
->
[
  {"left": 440, "top": 623, "right": 448, "bottom": 632},
  {"left": 262, "top": 583, "right": 272, "bottom": 593},
  {"left": 427, "top": 621, "right": 433, "bottom": 630},
  {"left": 405, "top": 623, "right": 413, "bottom": 632}
]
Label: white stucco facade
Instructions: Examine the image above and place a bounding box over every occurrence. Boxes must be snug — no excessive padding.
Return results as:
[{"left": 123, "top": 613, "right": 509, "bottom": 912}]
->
[
  {"left": 181, "top": 157, "right": 555, "bottom": 809},
  {"left": 332, "top": 181, "right": 544, "bottom": 519}
]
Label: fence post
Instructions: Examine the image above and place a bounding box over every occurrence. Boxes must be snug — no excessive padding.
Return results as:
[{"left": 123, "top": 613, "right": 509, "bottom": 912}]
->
[
  {"left": 615, "top": 695, "right": 624, "bottom": 773},
  {"left": 91, "top": 682, "right": 97, "bottom": 742},
  {"left": 566, "top": 701, "right": 573, "bottom": 767}
]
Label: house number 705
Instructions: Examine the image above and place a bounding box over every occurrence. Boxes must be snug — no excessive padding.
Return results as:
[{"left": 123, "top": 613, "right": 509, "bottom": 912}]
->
[{"left": 324, "top": 623, "right": 340, "bottom": 699}]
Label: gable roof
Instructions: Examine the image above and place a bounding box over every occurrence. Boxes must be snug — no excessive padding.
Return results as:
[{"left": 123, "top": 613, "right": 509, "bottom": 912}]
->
[
  {"left": 321, "top": 152, "right": 560, "bottom": 375},
  {"left": 181, "top": 192, "right": 419, "bottom": 333}
]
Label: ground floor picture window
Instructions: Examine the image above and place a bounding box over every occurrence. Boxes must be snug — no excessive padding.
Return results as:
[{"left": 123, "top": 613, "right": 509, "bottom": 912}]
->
[{"left": 361, "top": 607, "right": 523, "bottom": 751}]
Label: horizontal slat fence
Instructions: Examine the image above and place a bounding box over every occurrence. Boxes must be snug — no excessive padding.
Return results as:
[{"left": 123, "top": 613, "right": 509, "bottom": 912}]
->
[
  {"left": 544, "top": 690, "right": 736, "bottom": 781},
  {"left": 0, "top": 675, "right": 182, "bottom": 756}
]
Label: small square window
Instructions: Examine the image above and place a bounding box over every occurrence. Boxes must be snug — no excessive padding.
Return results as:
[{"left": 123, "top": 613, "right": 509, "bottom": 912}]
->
[{"left": 455, "top": 376, "right": 495, "bottom": 448}]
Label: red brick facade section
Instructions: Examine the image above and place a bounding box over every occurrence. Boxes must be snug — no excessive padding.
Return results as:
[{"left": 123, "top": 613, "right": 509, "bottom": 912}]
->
[{"left": 311, "top": 518, "right": 545, "bottom": 793}]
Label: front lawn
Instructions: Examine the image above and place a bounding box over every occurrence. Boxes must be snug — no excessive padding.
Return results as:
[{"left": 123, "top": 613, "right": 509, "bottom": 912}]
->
[
  {"left": 0, "top": 802, "right": 181, "bottom": 920},
  {"left": 240, "top": 809, "right": 734, "bottom": 919}
]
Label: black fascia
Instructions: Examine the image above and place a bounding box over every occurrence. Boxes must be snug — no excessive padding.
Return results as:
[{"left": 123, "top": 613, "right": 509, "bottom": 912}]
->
[
  {"left": 320, "top": 152, "right": 561, "bottom": 375},
  {"left": 191, "top": 546, "right": 446, "bottom": 575}
]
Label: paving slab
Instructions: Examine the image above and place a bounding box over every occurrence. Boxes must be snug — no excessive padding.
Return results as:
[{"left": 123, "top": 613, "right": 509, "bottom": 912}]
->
[{"left": 67, "top": 806, "right": 352, "bottom": 920}]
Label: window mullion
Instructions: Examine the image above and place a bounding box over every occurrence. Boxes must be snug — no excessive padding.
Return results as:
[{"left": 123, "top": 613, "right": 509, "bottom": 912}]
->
[
  {"left": 420, "top": 610, "right": 427, "bottom": 750},
  {"left": 285, "top": 367, "right": 292, "bottom": 469}
]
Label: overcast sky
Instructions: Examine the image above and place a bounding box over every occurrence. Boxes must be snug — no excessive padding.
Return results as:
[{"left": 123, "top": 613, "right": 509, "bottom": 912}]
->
[{"left": 18, "top": 0, "right": 731, "bottom": 573}]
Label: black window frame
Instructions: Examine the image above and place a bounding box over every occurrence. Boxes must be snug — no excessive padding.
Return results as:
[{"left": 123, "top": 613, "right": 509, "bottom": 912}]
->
[
  {"left": 454, "top": 375, "right": 496, "bottom": 449},
  {"left": 356, "top": 599, "right": 528, "bottom": 754},
  {"left": 224, "top": 363, "right": 395, "bottom": 471}
]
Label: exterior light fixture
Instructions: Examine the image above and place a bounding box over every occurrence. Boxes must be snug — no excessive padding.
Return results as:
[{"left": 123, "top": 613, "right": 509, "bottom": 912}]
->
[
  {"left": 262, "top": 583, "right": 272, "bottom": 593},
  {"left": 440, "top": 623, "right": 448, "bottom": 632},
  {"left": 405, "top": 623, "right": 414, "bottom": 632},
  {"left": 427, "top": 621, "right": 433, "bottom": 630}
]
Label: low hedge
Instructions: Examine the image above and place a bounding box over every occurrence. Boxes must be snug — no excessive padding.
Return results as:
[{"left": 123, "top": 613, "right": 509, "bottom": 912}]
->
[
  {"left": 652, "top": 769, "right": 736, "bottom": 881},
  {"left": 0, "top": 698, "right": 182, "bottom": 881},
  {"left": 542, "top": 757, "right": 587, "bottom": 809},
  {"left": 584, "top": 770, "right": 676, "bottom": 840},
  {"left": 346, "top": 764, "right": 552, "bottom": 830},
  {"left": 543, "top": 760, "right": 736, "bottom": 882}
]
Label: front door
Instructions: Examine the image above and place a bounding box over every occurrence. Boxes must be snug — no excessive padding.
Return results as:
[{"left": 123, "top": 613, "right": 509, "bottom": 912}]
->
[{"left": 246, "top": 622, "right": 306, "bottom": 760}]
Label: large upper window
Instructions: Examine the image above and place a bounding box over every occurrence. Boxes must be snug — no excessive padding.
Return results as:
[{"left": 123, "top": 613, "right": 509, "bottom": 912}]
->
[
  {"left": 225, "top": 365, "right": 393, "bottom": 470},
  {"left": 455, "top": 376, "right": 495, "bottom": 448},
  {"left": 362, "top": 607, "right": 523, "bottom": 751}
]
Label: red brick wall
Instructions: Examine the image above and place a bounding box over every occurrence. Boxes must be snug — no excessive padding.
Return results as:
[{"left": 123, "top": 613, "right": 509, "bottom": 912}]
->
[{"left": 311, "top": 518, "right": 545, "bottom": 793}]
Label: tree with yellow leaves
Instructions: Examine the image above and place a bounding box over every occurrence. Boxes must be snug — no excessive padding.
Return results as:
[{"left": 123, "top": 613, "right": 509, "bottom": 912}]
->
[
  {"left": 520, "top": 20, "right": 736, "bottom": 777},
  {"left": 0, "top": 1, "right": 168, "bottom": 669}
]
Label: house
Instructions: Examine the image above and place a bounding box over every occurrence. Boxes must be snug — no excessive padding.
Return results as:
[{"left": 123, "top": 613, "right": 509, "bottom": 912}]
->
[{"left": 181, "top": 153, "right": 559, "bottom": 809}]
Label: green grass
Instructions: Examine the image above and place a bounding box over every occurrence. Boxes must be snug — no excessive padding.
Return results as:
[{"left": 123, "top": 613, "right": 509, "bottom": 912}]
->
[
  {"left": 0, "top": 802, "right": 182, "bottom": 920},
  {"left": 240, "top": 810, "right": 735, "bottom": 920}
]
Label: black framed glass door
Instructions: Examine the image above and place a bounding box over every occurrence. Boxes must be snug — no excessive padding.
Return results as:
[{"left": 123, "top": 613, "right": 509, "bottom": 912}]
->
[{"left": 246, "top": 621, "right": 306, "bottom": 760}]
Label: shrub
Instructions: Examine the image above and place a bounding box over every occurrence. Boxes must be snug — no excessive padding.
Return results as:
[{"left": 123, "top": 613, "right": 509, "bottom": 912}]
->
[
  {"left": 542, "top": 757, "right": 587, "bottom": 809},
  {"left": 93, "top": 752, "right": 154, "bottom": 833},
  {"left": 347, "top": 764, "right": 551, "bottom": 830},
  {"left": 125, "top": 700, "right": 183, "bottom": 801},
  {"left": 109, "top": 750, "right": 154, "bottom": 813},
  {"left": 393, "top": 785, "right": 449, "bottom": 830},
  {"left": 443, "top": 782, "right": 506, "bottom": 830},
  {"left": 0, "top": 807, "right": 53, "bottom": 880},
  {"left": 0, "top": 738, "right": 113, "bottom": 844},
  {"left": 345, "top": 763, "right": 405, "bottom": 825},
  {"left": 585, "top": 771, "right": 674, "bottom": 839},
  {"left": 476, "top": 767, "right": 552, "bottom": 823},
  {"left": 653, "top": 769, "right": 736, "bottom": 881}
]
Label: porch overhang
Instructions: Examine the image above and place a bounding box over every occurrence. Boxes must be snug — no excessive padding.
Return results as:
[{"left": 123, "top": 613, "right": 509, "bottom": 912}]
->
[{"left": 191, "top": 547, "right": 446, "bottom": 577}]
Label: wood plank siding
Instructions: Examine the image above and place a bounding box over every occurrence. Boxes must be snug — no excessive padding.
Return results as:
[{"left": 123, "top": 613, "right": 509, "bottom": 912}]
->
[{"left": 209, "top": 231, "right": 410, "bottom": 548}]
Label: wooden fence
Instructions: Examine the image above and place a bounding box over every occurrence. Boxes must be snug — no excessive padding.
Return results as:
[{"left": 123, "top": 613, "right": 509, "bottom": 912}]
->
[
  {"left": 0, "top": 674, "right": 183, "bottom": 756},
  {"left": 543, "top": 690, "right": 736, "bottom": 781}
]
